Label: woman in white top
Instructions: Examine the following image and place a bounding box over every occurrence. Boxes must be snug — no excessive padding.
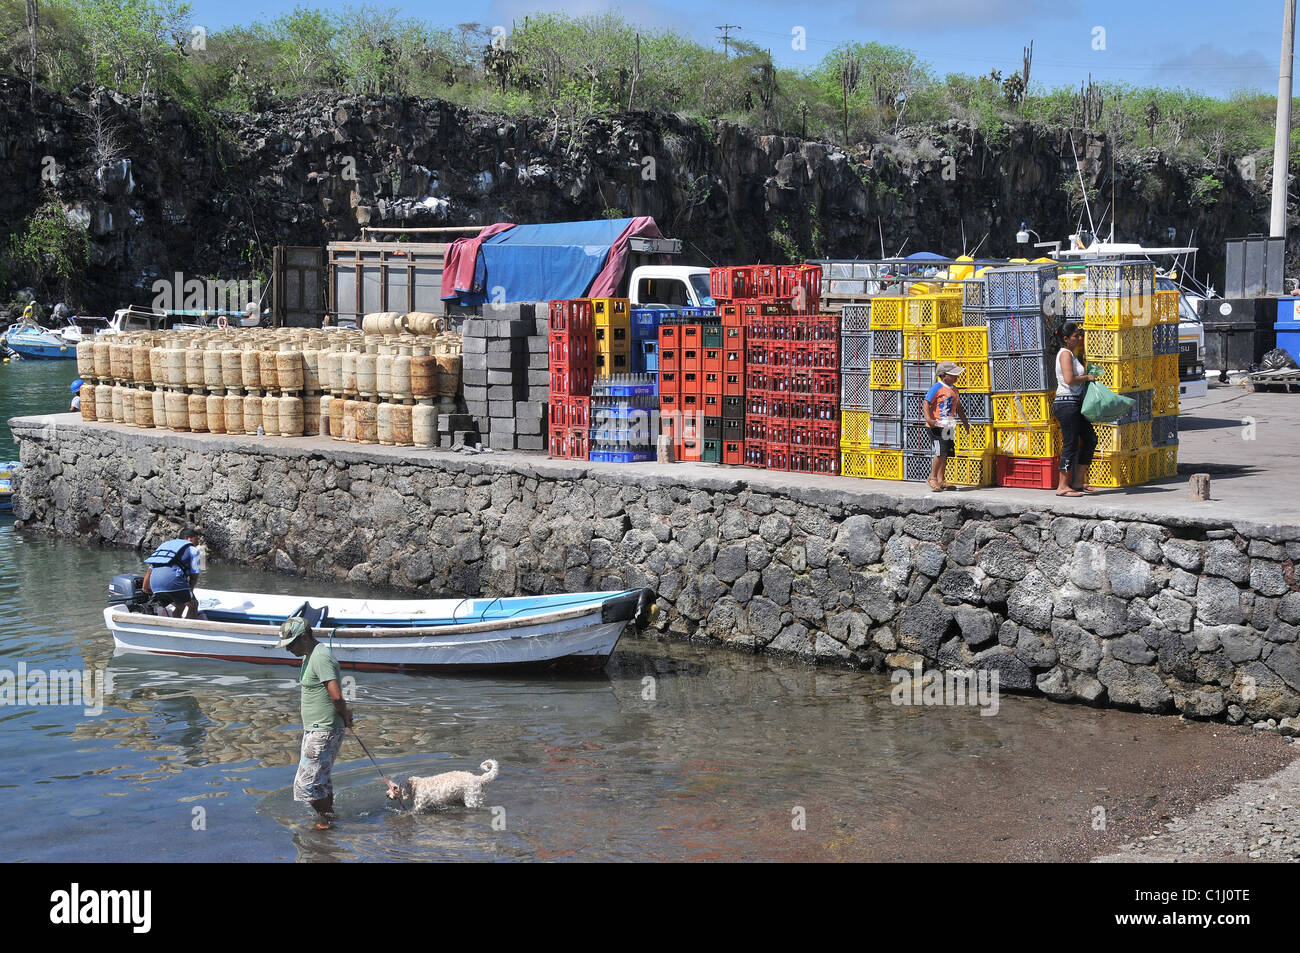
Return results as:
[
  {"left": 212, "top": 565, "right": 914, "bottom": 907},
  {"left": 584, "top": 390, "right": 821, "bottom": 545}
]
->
[{"left": 1051, "top": 322, "right": 1099, "bottom": 496}]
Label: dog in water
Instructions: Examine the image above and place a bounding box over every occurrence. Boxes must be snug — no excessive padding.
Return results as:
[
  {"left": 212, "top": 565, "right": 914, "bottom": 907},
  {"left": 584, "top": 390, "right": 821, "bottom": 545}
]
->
[{"left": 386, "top": 760, "right": 499, "bottom": 811}]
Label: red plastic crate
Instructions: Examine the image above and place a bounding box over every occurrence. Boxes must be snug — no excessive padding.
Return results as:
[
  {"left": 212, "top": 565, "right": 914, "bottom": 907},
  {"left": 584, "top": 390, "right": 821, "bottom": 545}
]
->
[
  {"left": 813, "top": 370, "right": 839, "bottom": 398},
  {"left": 780, "top": 265, "right": 822, "bottom": 314},
  {"left": 811, "top": 341, "right": 838, "bottom": 369},
  {"left": 724, "top": 346, "right": 744, "bottom": 369},
  {"left": 659, "top": 346, "right": 678, "bottom": 372},
  {"left": 702, "top": 393, "right": 721, "bottom": 415},
  {"left": 724, "top": 326, "right": 744, "bottom": 347},
  {"left": 745, "top": 392, "right": 769, "bottom": 417},
  {"left": 680, "top": 370, "right": 701, "bottom": 395},
  {"left": 788, "top": 448, "right": 812, "bottom": 473},
  {"left": 765, "top": 442, "right": 790, "bottom": 471},
  {"left": 787, "top": 395, "right": 814, "bottom": 420},
  {"left": 549, "top": 299, "right": 593, "bottom": 334},
  {"left": 995, "top": 455, "right": 1060, "bottom": 489},
  {"left": 678, "top": 436, "right": 702, "bottom": 462},
  {"left": 760, "top": 299, "right": 792, "bottom": 317},
  {"left": 742, "top": 302, "right": 766, "bottom": 340},
  {"left": 703, "top": 348, "right": 724, "bottom": 373},
  {"left": 658, "top": 325, "right": 681, "bottom": 348},
  {"left": 547, "top": 426, "right": 589, "bottom": 460},
  {"left": 548, "top": 396, "right": 591, "bottom": 430},
  {"left": 703, "top": 372, "right": 722, "bottom": 395},
  {"left": 720, "top": 302, "right": 742, "bottom": 327},
  {"left": 723, "top": 440, "right": 744, "bottom": 466},
  {"left": 744, "top": 442, "right": 766, "bottom": 467},
  {"left": 790, "top": 421, "right": 812, "bottom": 447},
  {"left": 658, "top": 370, "right": 680, "bottom": 395},
  {"left": 769, "top": 344, "right": 791, "bottom": 368},
  {"left": 746, "top": 368, "right": 770, "bottom": 393},
  {"left": 810, "top": 448, "right": 839, "bottom": 475},
  {"left": 766, "top": 392, "right": 790, "bottom": 418},
  {"left": 745, "top": 343, "right": 768, "bottom": 367},
  {"left": 550, "top": 364, "right": 594, "bottom": 396},
  {"left": 660, "top": 392, "right": 679, "bottom": 414},
  {"left": 767, "top": 418, "right": 791, "bottom": 445},
  {"left": 812, "top": 420, "right": 840, "bottom": 449},
  {"left": 548, "top": 332, "right": 593, "bottom": 366},
  {"left": 680, "top": 325, "right": 702, "bottom": 348},
  {"left": 682, "top": 347, "right": 701, "bottom": 372},
  {"left": 724, "top": 371, "right": 744, "bottom": 396},
  {"left": 753, "top": 265, "right": 779, "bottom": 297},
  {"left": 711, "top": 266, "right": 756, "bottom": 301},
  {"left": 745, "top": 414, "right": 768, "bottom": 442},
  {"left": 681, "top": 392, "right": 701, "bottom": 414},
  {"left": 813, "top": 395, "right": 837, "bottom": 422}
]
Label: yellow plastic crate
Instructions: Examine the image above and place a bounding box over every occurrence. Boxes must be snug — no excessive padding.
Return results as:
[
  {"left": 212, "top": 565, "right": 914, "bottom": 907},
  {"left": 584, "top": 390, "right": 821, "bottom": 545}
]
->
[
  {"left": 955, "top": 361, "right": 991, "bottom": 393},
  {"left": 1083, "top": 296, "right": 1157, "bottom": 328},
  {"left": 841, "top": 410, "right": 871, "bottom": 446},
  {"left": 591, "top": 298, "right": 631, "bottom": 325},
  {"left": 992, "top": 392, "right": 1053, "bottom": 427},
  {"left": 902, "top": 331, "right": 935, "bottom": 361},
  {"left": 1147, "top": 445, "right": 1178, "bottom": 479},
  {"left": 1152, "top": 383, "right": 1180, "bottom": 417},
  {"left": 1093, "top": 420, "right": 1152, "bottom": 454},
  {"left": 945, "top": 452, "right": 993, "bottom": 487},
  {"left": 904, "top": 295, "right": 961, "bottom": 330},
  {"left": 870, "top": 358, "right": 903, "bottom": 390},
  {"left": 994, "top": 424, "right": 1062, "bottom": 458},
  {"left": 954, "top": 422, "right": 993, "bottom": 454},
  {"left": 1084, "top": 326, "right": 1153, "bottom": 361},
  {"left": 1153, "top": 290, "right": 1180, "bottom": 324},
  {"left": 1090, "top": 359, "right": 1152, "bottom": 393},
  {"left": 1087, "top": 451, "right": 1148, "bottom": 488},
  {"left": 869, "top": 449, "right": 904, "bottom": 481},
  {"left": 1152, "top": 353, "right": 1179, "bottom": 383},
  {"left": 934, "top": 327, "right": 989, "bottom": 361},
  {"left": 870, "top": 297, "right": 906, "bottom": 329},
  {"left": 841, "top": 448, "right": 873, "bottom": 479}
]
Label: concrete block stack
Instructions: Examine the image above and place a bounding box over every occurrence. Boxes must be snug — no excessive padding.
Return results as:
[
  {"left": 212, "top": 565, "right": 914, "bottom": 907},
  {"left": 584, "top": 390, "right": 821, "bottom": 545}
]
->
[{"left": 460, "top": 302, "right": 549, "bottom": 451}]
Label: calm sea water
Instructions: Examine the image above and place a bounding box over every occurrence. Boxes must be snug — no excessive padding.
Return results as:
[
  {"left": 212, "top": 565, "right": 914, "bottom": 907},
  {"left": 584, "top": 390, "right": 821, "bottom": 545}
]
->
[
  {"left": 0, "top": 361, "right": 1280, "bottom": 862},
  {"left": 0, "top": 355, "right": 79, "bottom": 459}
]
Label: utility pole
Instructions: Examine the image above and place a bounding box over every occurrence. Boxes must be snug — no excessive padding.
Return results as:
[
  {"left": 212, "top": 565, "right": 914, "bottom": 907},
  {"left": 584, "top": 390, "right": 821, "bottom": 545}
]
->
[
  {"left": 716, "top": 24, "right": 740, "bottom": 59},
  {"left": 1271, "top": 0, "right": 1296, "bottom": 238},
  {"left": 25, "top": 0, "right": 37, "bottom": 107}
]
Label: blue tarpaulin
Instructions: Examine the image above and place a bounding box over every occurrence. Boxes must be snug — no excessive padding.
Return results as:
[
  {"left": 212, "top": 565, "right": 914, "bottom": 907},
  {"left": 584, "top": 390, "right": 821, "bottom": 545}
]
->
[{"left": 452, "top": 219, "right": 642, "bottom": 305}]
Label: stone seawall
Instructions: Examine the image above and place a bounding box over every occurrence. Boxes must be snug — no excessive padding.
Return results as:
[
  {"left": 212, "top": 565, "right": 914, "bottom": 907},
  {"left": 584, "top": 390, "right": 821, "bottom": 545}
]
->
[{"left": 11, "top": 417, "right": 1300, "bottom": 724}]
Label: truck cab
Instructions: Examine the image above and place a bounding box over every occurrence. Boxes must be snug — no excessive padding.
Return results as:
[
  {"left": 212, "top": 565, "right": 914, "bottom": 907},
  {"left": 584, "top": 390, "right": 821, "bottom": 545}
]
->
[{"left": 627, "top": 265, "right": 714, "bottom": 309}]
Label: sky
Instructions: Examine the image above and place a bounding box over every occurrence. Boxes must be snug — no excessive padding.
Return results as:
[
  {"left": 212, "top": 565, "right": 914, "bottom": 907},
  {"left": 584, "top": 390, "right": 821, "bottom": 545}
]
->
[{"left": 183, "top": 0, "right": 1293, "bottom": 98}]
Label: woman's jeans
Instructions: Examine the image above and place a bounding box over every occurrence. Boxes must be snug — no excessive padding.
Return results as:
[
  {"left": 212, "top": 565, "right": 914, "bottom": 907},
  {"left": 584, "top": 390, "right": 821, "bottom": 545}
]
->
[{"left": 1053, "top": 397, "right": 1098, "bottom": 476}]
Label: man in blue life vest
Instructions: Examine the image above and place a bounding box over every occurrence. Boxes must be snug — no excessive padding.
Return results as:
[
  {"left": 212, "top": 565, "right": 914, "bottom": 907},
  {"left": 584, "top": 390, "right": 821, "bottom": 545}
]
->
[{"left": 142, "top": 527, "right": 203, "bottom": 618}]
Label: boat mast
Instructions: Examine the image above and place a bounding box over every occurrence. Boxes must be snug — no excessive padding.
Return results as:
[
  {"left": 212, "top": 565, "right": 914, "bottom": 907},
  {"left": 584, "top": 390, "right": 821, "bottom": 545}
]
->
[{"left": 1271, "top": 0, "right": 1296, "bottom": 238}]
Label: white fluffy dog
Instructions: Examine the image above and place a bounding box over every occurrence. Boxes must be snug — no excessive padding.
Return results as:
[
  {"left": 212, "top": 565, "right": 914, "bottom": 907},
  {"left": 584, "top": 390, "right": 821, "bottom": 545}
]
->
[{"left": 386, "top": 760, "right": 499, "bottom": 811}]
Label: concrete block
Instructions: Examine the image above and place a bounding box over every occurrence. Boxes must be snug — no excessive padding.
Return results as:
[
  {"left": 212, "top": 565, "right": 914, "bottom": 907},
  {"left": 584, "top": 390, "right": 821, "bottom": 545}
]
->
[
  {"left": 527, "top": 386, "right": 550, "bottom": 402},
  {"left": 462, "top": 369, "right": 487, "bottom": 387},
  {"left": 462, "top": 351, "right": 488, "bottom": 370},
  {"left": 461, "top": 335, "right": 487, "bottom": 353},
  {"left": 488, "top": 430, "right": 515, "bottom": 450},
  {"left": 488, "top": 399, "right": 514, "bottom": 417},
  {"left": 516, "top": 434, "right": 546, "bottom": 451},
  {"left": 487, "top": 336, "right": 526, "bottom": 352},
  {"left": 516, "top": 416, "right": 542, "bottom": 435},
  {"left": 527, "top": 335, "right": 549, "bottom": 352},
  {"left": 516, "top": 400, "right": 546, "bottom": 418},
  {"left": 528, "top": 352, "right": 550, "bottom": 369},
  {"left": 527, "top": 368, "right": 551, "bottom": 386},
  {"left": 488, "top": 383, "right": 527, "bottom": 400},
  {"left": 485, "top": 351, "right": 518, "bottom": 370},
  {"left": 493, "top": 418, "right": 518, "bottom": 436}
]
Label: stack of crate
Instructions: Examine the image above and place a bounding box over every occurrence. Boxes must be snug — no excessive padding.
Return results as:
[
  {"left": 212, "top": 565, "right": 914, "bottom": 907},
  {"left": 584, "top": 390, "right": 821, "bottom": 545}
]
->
[
  {"left": 1081, "top": 262, "right": 1179, "bottom": 487},
  {"left": 590, "top": 374, "right": 658, "bottom": 462},
  {"left": 842, "top": 290, "right": 991, "bottom": 484},
  {"left": 594, "top": 299, "right": 632, "bottom": 377},
  {"left": 547, "top": 300, "right": 595, "bottom": 460}
]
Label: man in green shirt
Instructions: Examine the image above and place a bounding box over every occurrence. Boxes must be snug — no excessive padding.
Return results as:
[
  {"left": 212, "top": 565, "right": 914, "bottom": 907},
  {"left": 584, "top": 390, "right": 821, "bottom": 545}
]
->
[{"left": 276, "top": 617, "right": 353, "bottom": 829}]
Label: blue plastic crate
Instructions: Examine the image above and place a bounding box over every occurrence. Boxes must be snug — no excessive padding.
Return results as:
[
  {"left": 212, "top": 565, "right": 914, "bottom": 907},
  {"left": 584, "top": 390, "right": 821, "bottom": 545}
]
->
[
  {"left": 591, "top": 377, "right": 657, "bottom": 398},
  {"left": 639, "top": 339, "right": 658, "bottom": 373},
  {"left": 589, "top": 449, "right": 655, "bottom": 463},
  {"left": 631, "top": 308, "right": 664, "bottom": 340},
  {"left": 987, "top": 312, "right": 1049, "bottom": 354}
]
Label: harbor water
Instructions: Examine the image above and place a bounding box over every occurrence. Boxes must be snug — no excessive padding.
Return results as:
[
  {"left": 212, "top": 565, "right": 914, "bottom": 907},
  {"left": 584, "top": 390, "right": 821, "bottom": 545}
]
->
[{"left": 1, "top": 361, "right": 1292, "bottom": 862}]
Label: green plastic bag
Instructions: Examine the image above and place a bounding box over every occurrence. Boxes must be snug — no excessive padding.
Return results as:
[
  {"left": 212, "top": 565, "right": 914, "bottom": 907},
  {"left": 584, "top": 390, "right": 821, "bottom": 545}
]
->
[{"left": 1081, "top": 379, "right": 1135, "bottom": 423}]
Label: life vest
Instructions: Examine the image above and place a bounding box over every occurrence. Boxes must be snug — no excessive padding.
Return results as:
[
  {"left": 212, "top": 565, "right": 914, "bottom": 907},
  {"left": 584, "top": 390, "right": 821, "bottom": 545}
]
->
[{"left": 144, "top": 539, "right": 195, "bottom": 569}]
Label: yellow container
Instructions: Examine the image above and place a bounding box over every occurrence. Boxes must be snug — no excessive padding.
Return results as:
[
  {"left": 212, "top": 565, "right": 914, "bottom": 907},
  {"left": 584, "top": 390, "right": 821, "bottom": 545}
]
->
[
  {"left": 841, "top": 410, "right": 871, "bottom": 446},
  {"left": 904, "top": 295, "right": 961, "bottom": 329},
  {"left": 1083, "top": 296, "right": 1157, "bottom": 328},
  {"left": 954, "top": 423, "right": 993, "bottom": 455},
  {"left": 869, "top": 297, "right": 906, "bottom": 329},
  {"left": 955, "top": 361, "right": 991, "bottom": 393},
  {"left": 1093, "top": 420, "right": 1152, "bottom": 454},
  {"left": 1152, "top": 383, "right": 1180, "bottom": 417},
  {"left": 869, "top": 449, "right": 904, "bottom": 481},
  {"left": 840, "top": 448, "right": 872, "bottom": 479},
  {"left": 591, "top": 298, "right": 630, "bottom": 325},
  {"left": 1148, "top": 445, "right": 1179, "bottom": 479},
  {"left": 994, "top": 424, "right": 1061, "bottom": 458},
  {"left": 1084, "top": 326, "right": 1153, "bottom": 361},
  {"left": 902, "top": 331, "right": 935, "bottom": 361},
  {"left": 1152, "top": 353, "right": 1179, "bottom": 383},
  {"left": 870, "top": 359, "right": 903, "bottom": 390},
  {"left": 1153, "top": 290, "right": 1180, "bottom": 324},
  {"left": 1087, "top": 451, "right": 1148, "bottom": 488},
  {"left": 1090, "top": 359, "right": 1152, "bottom": 393},
  {"left": 933, "top": 327, "right": 989, "bottom": 362},
  {"left": 945, "top": 453, "right": 993, "bottom": 486},
  {"left": 992, "top": 392, "right": 1052, "bottom": 427}
]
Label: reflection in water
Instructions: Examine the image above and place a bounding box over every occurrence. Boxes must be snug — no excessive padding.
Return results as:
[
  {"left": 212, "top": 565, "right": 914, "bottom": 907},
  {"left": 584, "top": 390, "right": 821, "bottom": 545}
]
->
[{"left": 0, "top": 524, "right": 1282, "bottom": 862}]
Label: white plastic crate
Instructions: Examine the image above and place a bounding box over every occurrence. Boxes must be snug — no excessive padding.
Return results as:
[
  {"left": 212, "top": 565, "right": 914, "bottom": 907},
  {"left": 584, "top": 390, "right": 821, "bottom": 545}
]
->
[
  {"left": 990, "top": 352, "right": 1056, "bottom": 393},
  {"left": 902, "top": 361, "right": 936, "bottom": 393},
  {"left": 870, "top": 389, "right": 901, "bottom": 417},
  {"left": 840, "top": 305, "right": 870, "bottom": 333},
  {"left": 987, "top": 313, "right": 1050, "bottom": 354},
  {"left": 841, "top": 334, "right": 871, "bottom": 370},
  {"left": 841, "top": 371, "right": 871, "bottom": 408},
  {"left": 867, "top": 329, "right": 902, "bottom": 359}
]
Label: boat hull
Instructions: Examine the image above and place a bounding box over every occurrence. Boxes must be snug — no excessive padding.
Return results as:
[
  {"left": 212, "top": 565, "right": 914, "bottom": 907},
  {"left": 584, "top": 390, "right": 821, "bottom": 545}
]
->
[
  {"left": 102, "top": 587, "right": 645, "bottom": 672},
  {"left": 3, "top": 330, "right": 76, "bottom": 359}
]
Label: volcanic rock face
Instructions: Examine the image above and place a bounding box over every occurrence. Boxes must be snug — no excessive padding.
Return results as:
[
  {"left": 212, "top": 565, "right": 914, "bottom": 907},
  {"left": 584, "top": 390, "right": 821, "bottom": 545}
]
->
[{"left": 0, "top": 76, "right": 1274, "bottom": 313}]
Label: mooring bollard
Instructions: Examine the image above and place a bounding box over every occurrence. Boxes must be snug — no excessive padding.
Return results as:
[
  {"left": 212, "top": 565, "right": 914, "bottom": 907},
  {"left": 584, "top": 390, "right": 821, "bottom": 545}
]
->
[
  {"left": 1188, "top": 473, "right": 1211, "bottom": 501},
  {"left": 656, "top": 435, "right": 676, "bottom": 464}
]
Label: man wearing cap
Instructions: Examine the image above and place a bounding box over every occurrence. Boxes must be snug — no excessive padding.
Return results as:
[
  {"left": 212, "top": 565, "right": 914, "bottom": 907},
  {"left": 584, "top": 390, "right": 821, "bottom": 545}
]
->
[
  {"left": 70, "top": 379, "right": 84, "bottom": 413},
  {"left": 922, "top": 360, "right": 970, "bottom": 492},
  {"left": 277, "top": 617, "right": 353, "bottom": 829}
]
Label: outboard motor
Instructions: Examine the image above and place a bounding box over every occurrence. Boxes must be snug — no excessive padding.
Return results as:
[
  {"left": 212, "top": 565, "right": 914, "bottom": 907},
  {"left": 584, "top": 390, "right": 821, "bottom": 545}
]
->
[{"left": 108, "top": 573, "right": 149, "bottom": 611}]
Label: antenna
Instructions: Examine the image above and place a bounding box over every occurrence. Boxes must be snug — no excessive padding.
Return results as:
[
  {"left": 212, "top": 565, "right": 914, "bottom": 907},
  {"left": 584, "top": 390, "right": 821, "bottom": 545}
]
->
[{"left": 1068, "top": 133, "right": 1098, "bottom": 240}]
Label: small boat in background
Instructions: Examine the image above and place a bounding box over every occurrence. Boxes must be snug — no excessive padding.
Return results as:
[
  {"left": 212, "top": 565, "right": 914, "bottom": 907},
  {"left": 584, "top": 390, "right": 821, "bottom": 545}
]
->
[
  {"left": 1, "top": 316, "right": 109, "bottom": 359},
  {"left": 0, "top": 461, "right": 18, "bottom": 513},
  {"left": 103, "top": 578, "right": 657, "bottom": 672}
]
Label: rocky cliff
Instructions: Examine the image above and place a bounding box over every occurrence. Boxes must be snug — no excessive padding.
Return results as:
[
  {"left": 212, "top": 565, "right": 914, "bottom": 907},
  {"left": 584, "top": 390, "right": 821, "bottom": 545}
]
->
[{"left": 0, "top": 76, "right": 1279, "bottom": 314}]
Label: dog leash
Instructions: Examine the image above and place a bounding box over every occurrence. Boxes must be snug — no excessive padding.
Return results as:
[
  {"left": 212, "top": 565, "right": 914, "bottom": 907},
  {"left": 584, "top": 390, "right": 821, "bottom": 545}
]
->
[{"left": 350, "top": 727, "right": 406, "bottom": 810}]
